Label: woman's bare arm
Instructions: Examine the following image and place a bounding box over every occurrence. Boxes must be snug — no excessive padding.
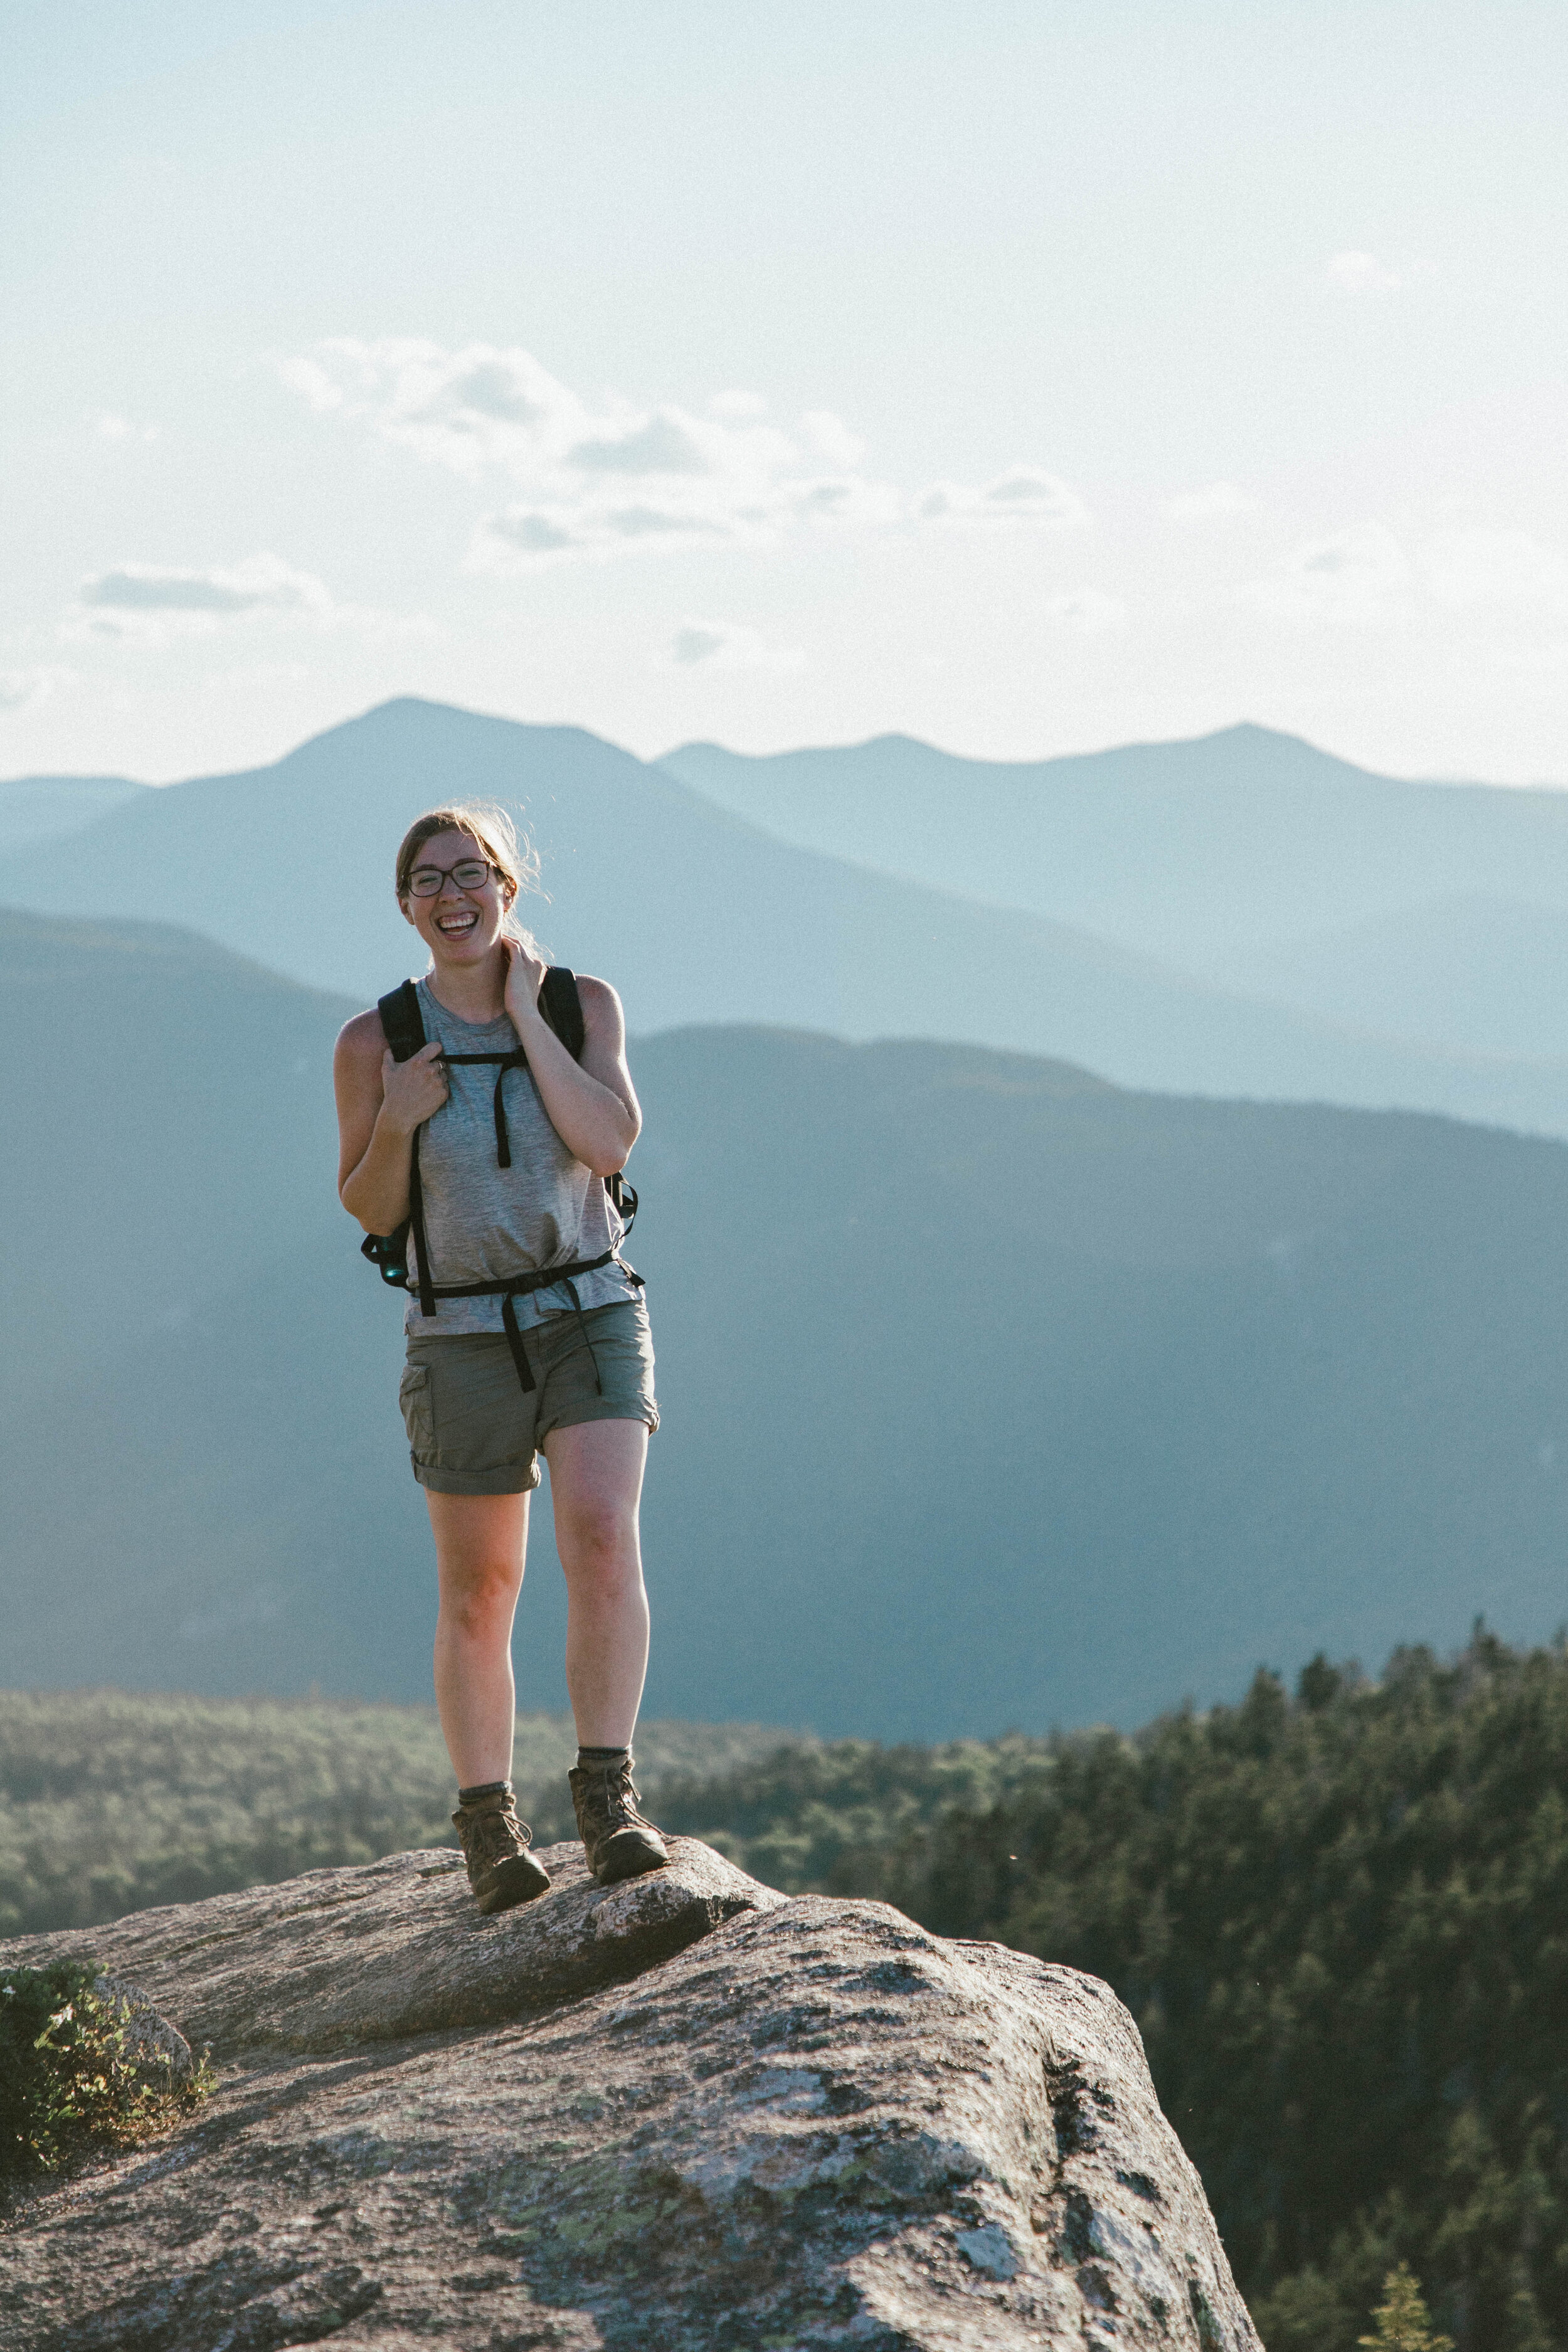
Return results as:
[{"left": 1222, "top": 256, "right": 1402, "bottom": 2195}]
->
[
  {"left": 503, "top": 944, "right": 640, "bottom": 1179},
  {"left": 334, "top": 1010, "right": 450, "bottom": 1234}
]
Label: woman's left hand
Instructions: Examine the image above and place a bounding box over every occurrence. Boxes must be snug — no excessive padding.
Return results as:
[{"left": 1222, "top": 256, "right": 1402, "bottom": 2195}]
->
[{"left": 501, "top": 933, "right": 548, "bottom": 1030}]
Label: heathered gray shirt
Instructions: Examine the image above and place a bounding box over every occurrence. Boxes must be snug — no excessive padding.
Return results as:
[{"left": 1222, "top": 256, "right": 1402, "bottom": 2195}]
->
[{"left": 403, "top": 977, "right": 639, "bottom": 1338}]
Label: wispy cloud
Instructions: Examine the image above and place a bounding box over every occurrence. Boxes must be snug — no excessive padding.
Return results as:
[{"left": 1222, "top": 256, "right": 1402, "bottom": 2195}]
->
[
  {"left": 0, "top": 665, "right": 66, "bottom": 713},
  {"left": 93, "top": 411, "right": 158, "bottom": 445},
  {"left": 1044, "top": 588, "right": 1126, "bottom": 632},
  {"left": 64, "top": 553, "right": 428, "bottom": 647},
  {"left": 666, "top": 618, "right": 804, "bottom": 671},
  {"left": 919, "top": 469, "right": 1091, "bottom": 529},
  {"left": 1424, "top": 529, "right": 1568, "bottom": 613},
  {"left": 80, "top": 554, "right": 331, "bottom": 618},
  {"left": 1244, "top": 526, "right": 1411, "bottom": 624},
  {"left": 275, "top": 338, "right": 1091, "bottom": 569},
  {"left": 1326, "top": 250, "right": 1434, "bottom": 295},
  {"left": 70, "top": 553, "right": 333, "bottom": 640},
  {"left": 1163, "top": 482, "right": 1255, "bottom": 521}
]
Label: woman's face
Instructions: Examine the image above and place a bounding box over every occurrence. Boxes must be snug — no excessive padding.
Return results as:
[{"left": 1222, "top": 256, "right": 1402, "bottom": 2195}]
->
[{"left": 400, "top": 829, "right": 512, "bottom": 966}]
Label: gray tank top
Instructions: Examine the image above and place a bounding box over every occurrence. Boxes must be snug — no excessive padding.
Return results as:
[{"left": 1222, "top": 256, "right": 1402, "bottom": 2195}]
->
[{"left": 403, "top": 977, "right": 639, "bottom": 1338}]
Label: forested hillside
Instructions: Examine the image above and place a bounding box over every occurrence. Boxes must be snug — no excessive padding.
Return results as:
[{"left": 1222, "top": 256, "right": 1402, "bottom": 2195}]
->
[
  {"left": 662, "top": 1629, "right": 1568, "bottom": 2352},
  {"left": 0, "top": 1693, "right": 803, "bottom": 1939},
  {"left": 4, "top": 1634, "right": 1563, "bottom": 2351}
]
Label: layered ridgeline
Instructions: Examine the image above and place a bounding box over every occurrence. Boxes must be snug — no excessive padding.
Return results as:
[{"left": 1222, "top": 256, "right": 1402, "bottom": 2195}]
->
[
  {"left": 662, "top": 724, "right": 1568, "bottom": 1069},
  {"left": 6, "top": 908, "right": 1568, "bottom": 1736},
  {"left": 8, "top": 698, "right": 1568, "bottom": 1134},
  {"left": 0, "top": 774, "right": 147, "bottom": 849}
]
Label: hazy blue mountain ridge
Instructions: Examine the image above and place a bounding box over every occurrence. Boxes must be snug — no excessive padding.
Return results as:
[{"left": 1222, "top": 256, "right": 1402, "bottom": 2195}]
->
[
  {"left": 8, "top": 698, "right": 1568, "bottom": 1139},
  {"left": 660, "top": 728, "right": 1568, "bottom": 1071},
  {"left": 0, "top": 775, "right": 149, "bottom": 850},
  {"left": 6, "top": 911, "right": 1568, "bottom": 1738},
  {"left": 659, "top": 723, "right": 1568, "bottom": 961},
  {"left": 0, "top": 908, "right": 348, "bottom": 1417},
  {"left": 1206, "top": 893, "right": 1568, "bottom": 1064}
]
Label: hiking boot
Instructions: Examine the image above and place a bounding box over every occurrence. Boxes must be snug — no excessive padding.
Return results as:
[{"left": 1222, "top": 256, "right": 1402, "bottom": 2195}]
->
[
  {"left": 452, "top": 1786, "right": 552, "bottom": 1915},
  {"left": 569, "top": 1756, "right": 670, "bottom": 1885}
]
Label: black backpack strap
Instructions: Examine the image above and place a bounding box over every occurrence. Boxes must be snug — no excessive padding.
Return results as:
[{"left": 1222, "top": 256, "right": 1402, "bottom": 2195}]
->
[
  {"left": 376, "top": 978, "right": 435, "bottom": 1316},
  {"left": 538, "top": 964, "right": 586, "bottom": 1060},
  {"left": 377, "top": 978, "right": 426, "bottom": 1062},
  {"left": 536, "top": 966, "right": 637, "bottom": 1231}
]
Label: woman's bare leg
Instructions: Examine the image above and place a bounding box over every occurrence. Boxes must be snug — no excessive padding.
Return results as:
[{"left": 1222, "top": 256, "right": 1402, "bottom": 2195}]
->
[
  {"left": 425, "top": 1488, "right": 530, "bottom": 1788},
  {"left": 543, "top": 1419, "right": 650, "bottom": 1748}
]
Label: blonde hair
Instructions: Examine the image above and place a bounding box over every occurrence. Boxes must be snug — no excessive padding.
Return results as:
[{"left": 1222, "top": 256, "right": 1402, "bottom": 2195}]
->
[{"left": 394, "top": 802, "right": 543, "bottom": 946}]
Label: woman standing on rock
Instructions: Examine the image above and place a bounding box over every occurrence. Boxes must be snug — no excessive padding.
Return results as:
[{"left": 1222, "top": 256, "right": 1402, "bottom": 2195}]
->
[{"left": 334, "top": 803, "right": 669, "bottom": 1915}]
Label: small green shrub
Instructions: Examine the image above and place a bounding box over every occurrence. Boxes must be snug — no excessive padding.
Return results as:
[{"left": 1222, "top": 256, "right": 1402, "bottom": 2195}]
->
[
  {"left": 1360, "top": 2264, "right": 1454, "bottom": 2352},
  {"left": 0, "top": 1959, "right": 208, "bottom": 2181}
]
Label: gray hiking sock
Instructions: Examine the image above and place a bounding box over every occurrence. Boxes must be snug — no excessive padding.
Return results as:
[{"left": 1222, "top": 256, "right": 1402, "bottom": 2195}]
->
[
  {"left": 575, "top": 1745, "right": 631, "bottom": 1772},
  {"left": 457, "top": 1779, "right": 511, "bottom": 1805}
]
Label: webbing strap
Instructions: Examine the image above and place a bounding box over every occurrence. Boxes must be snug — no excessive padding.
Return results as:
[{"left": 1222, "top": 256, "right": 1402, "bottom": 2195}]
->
[
  {"left": 389, "top": 968, "right": 641, "bottom": 1387},
  {"left": 437, "top": 1047, "right": 529, "bottom": 1168},
  {"left": 431, "top": 1249, "right": 646, "bottom": 1392},
  {"left": 408, "top": 1129, "right": 435, "bottom": 1318}
]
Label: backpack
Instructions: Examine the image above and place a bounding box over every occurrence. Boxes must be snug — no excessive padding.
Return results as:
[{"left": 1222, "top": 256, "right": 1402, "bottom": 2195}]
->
[{"left": 359, "top": 967, "right": 640, "bottom": 1393}]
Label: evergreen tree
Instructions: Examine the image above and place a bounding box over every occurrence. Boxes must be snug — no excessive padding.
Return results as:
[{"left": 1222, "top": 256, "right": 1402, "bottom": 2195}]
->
[{"left": 1359, "top": 2263, "right": 1454, "bottom": 2352}]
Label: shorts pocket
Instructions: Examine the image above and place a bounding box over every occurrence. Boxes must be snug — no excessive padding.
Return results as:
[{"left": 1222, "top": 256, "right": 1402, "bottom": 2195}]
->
[{"left": 398, "top": 1360, "right": 434, "bottom": 1456}]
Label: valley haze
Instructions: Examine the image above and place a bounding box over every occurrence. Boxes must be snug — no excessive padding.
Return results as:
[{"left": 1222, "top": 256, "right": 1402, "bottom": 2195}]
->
[{"left": 4, "top": 695, "right": 1568, "bottom": 1736}]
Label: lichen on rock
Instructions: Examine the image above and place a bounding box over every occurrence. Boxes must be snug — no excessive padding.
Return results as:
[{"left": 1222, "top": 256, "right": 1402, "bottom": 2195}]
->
[{"left": 0, "top": 1839, "right": 1259, "bottom": 2349}]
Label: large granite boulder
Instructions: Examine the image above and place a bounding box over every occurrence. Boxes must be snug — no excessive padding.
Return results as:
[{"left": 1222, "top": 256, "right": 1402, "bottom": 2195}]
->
[{"left": 0, "top": 1838, "right": 1259, "bottom": 2351}]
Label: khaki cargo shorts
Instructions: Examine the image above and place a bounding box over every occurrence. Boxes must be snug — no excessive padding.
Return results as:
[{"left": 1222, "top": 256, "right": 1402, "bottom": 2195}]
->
[{"left": 398, "top": 1298, "right": 657, "bottom": 1496}]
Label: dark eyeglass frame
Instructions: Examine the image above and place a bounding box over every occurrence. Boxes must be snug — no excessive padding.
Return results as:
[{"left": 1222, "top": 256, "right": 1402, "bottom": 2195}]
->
[{"left": 405, "top": 857, "right": 502, "bottom": 898}]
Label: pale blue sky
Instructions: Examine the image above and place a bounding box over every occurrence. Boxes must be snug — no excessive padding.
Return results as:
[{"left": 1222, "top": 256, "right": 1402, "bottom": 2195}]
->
[{"left": 4, "top": 1, "right": 1565, "bottom": 779}]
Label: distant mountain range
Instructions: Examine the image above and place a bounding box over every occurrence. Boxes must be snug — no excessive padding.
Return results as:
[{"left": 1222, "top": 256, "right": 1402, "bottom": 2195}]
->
[
  {"left": 662, "top": 726, "right": 1568, "bottom": 1072},
  {"left": 6, "top": 908, "right": 1568, "bottom": 1740},
  {"left": 6, "top": 698, "right": 1568, "bottom": 1138},
  {"left": 0, "top": 775, "right": 148, "bottom": 850},
  {"left": 660, "top": 723, "right": 1568, "bottom": 953},
  {"left": 1207, "top": 894, "right": 1568, "bottom": 1066}
]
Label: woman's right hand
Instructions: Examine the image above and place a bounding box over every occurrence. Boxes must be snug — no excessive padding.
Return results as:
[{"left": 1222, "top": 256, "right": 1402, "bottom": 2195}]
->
[{"left": 379, "top": 1040, "right": 448, "bottom": 1135}]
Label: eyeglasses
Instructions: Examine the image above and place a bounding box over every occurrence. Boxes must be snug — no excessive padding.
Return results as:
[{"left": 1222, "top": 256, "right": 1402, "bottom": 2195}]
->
[{"left": 406, "top": 858, "right": 499, "bottom": 898}]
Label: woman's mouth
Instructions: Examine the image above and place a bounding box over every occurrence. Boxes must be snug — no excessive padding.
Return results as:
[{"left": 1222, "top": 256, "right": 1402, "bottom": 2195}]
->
[{"left": 435, "top": 909, "right": 480, "bottom": 936}]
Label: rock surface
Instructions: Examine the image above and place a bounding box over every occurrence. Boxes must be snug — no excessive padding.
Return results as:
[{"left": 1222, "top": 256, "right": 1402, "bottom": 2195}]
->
[
  {"left": 1, "top": 1841, "right": 1261, "bottom": 2351},
  {"left": 2, "top": 1838, "right": 778, "bottom": 2057}
]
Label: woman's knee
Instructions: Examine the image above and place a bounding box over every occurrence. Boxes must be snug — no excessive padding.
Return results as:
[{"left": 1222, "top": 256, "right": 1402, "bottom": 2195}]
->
[
  {"left": 436, "top": 1557, "right": 522, "bottom": 1640},
  {"left": 557, "top": 1500, "right": 640, "bottom": 1587}
]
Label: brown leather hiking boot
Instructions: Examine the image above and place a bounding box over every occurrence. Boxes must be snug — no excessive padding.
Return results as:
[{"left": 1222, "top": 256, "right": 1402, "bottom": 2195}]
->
[
  {"left": 569, "top": 1756, "right": 670, "bottom": 1885},
  {"left": 452, "top": 1787, "right": 552, "bottom": 1914}
]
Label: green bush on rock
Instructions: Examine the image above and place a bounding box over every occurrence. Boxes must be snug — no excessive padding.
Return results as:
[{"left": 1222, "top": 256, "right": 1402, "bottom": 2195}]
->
[{"left": 0, "top": 1960, "right": 207, "bottom": 2182}]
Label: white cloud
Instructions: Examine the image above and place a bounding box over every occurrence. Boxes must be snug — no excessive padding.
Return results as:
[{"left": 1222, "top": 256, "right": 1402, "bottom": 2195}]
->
[
  {"left": 93, "top": 411, "right": 157, "bottom": 444},
  {"left": 1424, "top": 529, "right": 1568, "bottom": 612},
  {"left": 919, "top": 468, "right": 1091, "bottom": 530},
  {"left": 72, "top": 553, "right": 334, "bottom": 640},
  {"left": 61, "top": 554, "right": 438, "bottom": 649},
  {"left": 798, "top": 410, "right": 866, "bottom": 469},
  {"left": 80, "top": 553, "right": 331, "bottom": 618},
  {"left": 1044, "top": 588, "right": 1126, "bottom": 632},
  {"left": 707, "top": 389, "right": 769, "bottom": 420},
  {"left": 0, "top": 666, "right": 66, "bottom": 712},
  {"left": 1244, "top": 526, "right": 1411, "bottom": 625},
  {"left": 568, "top": 410, "right": 712, "bottom": 475},
  {"left": 1163, "top": 482, "right": 1255, "bottom": 521},
  {"left": 666, "top": 619, "right": 804, "bottom": 671},
  {"left": 279, "top": 337, "right": 1090, "bottom": 570},
  {"left": 1327, "top": 250, "right": 1403, "bottom": 294}
]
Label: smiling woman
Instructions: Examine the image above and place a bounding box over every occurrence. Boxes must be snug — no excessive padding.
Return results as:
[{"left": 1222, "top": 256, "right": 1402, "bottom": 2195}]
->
[{"left": 331, "top": 801, "right": 670, "bottom": 1917}]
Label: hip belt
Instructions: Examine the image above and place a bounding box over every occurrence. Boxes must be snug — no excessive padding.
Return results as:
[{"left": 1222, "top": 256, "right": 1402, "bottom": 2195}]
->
[{"left": 411, "top": 1250, "right": 644, "bottom": 1394}]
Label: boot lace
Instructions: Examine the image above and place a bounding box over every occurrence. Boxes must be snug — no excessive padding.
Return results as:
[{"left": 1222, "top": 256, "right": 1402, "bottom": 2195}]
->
[
  {"left": 601, "top": 1764, "right": 649, "bottom": 1833},
  {"left": 465, "top": 1803, "right": 532, "bottom": 1867}
]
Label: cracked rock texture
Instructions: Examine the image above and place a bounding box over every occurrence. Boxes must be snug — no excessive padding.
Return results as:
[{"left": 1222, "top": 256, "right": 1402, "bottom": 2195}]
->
[{"left": 1, "top": 1838, "right": 1260, "bottom": 2351}]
